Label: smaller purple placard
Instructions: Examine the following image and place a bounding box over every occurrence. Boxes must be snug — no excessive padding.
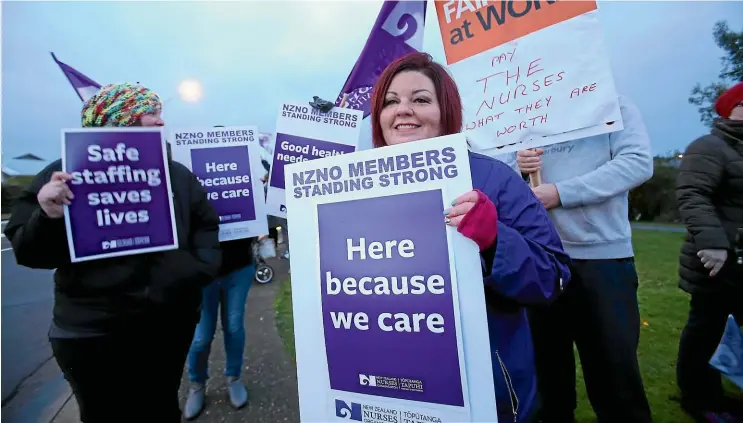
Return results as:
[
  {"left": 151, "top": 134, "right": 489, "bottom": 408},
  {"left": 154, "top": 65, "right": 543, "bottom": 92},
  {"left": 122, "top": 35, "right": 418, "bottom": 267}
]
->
[{"left": 269, "top": 133, "right": 356, "bottom": 190}]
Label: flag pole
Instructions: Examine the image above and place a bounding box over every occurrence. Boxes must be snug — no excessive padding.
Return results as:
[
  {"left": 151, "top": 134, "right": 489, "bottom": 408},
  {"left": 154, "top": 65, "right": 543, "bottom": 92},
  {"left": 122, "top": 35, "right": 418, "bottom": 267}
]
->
[{"left": 338, "top": 93, "right": 349, "bottom": 109}]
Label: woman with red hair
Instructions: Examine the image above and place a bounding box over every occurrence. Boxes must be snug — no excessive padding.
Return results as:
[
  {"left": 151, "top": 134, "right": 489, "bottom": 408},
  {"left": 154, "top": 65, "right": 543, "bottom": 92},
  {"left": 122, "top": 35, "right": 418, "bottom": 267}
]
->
[{"left": 370, "top": 52, "right": 571, "bottom": 423}]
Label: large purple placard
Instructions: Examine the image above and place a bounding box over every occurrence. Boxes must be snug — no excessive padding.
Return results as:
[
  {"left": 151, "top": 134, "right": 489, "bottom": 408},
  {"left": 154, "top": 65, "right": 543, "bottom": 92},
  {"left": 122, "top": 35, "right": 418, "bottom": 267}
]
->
[
  {"left": 269, "top": 133, "right": 355, "bottom": 190},
  {"left": 63, "top": 130, "right": 177, "bottom": 261},
  {"left": 190, "top": 146, "right": 256, "bottom": 224},
  {"left": 317, "top": 189, "right": 464, "bottom": 407}
]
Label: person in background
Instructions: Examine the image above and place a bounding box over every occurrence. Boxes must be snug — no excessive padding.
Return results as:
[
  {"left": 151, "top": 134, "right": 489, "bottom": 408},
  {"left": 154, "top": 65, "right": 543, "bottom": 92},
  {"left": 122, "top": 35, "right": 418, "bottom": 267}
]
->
[
  {"left": 512, "top": 96, "right": 654, "bottom": 423},
  {"left": 675, "top": 81, "right": 743, "bottom": 423},
  {"left": 260, "top": 159, "right": 280, "bottom": 250},
  {"left": 260, "top": 157, "right": 289, "bottom": 260},
  {"left": 3, "top": 83, "right": 221, "bottom": 423},
  {"left": 370, "top": 52, "right": 572, "bottom": 423},
  {"left": 183, "top": 126, "right": 258, "bottom": 419}
]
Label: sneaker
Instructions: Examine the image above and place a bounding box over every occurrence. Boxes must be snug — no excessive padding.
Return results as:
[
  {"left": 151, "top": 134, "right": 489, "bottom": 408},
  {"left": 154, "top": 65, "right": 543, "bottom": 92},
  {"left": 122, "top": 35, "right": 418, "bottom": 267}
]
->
[
  {"left": 183, "top": 383, "right": 205, "bottom": 420},
  {"left": 226, "top": 376, "right": 249, "bottom": 409}
]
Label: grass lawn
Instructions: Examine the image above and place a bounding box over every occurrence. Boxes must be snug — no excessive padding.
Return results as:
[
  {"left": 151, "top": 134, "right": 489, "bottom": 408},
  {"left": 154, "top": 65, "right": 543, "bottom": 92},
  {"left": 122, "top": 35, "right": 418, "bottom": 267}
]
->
[
  {"left": 274, "top": 229, "right": 738, "bottom": 423},
  {"left": 632, "top": 221, "right": 685, "bottom": 230}
]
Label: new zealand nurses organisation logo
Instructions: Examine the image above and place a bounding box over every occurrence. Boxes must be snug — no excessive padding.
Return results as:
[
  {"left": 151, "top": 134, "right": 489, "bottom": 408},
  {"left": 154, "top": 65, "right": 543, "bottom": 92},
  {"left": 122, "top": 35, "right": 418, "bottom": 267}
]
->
[
  {"left": 335, "top": 399, "right": 402, "bottom": 423},
  {"left": 334, "top": 398, "right": 443, "bottom": 423},
  {"left": 360, "top": 373, "right": 424, "bottom": 393},
  {"left": 101, "top": 236, "right": 151, "bottom": 250},
  {"left": 335, "top": 399, "right": 362, "bottom": 421}
]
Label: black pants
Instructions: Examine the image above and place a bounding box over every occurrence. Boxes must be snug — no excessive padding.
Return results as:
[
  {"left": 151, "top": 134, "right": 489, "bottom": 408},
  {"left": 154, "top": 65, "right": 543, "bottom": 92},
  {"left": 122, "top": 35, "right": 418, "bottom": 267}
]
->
[
  {"left": 528, "top": 258, "right": 652, "bottom": 423},
  {"left": 677, "top": 292, "right": 743, "bottom": 412},
  {"left": 268, "top": 227, "right": 279, "bottom": 244},
  {"left": 50, "top": 314, "right": 197, "bottom": 423}
]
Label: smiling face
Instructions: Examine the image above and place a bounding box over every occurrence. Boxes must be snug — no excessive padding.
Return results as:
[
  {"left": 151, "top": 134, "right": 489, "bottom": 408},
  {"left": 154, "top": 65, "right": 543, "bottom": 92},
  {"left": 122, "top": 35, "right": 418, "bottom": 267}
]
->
[{"left": 379, "top": 71, "right": 443, "bottom": 146}]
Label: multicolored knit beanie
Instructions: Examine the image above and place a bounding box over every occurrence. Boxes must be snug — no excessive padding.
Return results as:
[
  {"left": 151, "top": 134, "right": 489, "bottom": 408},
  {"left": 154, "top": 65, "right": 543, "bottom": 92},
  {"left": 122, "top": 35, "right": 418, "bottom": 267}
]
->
[{"left": 81, "top": 82, "right": 162, "bottom": 127}]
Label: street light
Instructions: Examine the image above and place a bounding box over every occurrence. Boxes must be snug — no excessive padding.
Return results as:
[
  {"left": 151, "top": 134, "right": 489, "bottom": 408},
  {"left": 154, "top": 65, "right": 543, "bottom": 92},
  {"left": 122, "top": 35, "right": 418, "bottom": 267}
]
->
[{"left": 178, "top": 79, "right": 203, "bottom": 103}]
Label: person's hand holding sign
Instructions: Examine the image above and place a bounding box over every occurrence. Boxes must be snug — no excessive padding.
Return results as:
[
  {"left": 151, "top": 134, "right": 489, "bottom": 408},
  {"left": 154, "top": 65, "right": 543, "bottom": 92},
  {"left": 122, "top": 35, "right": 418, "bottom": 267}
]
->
[
  {"left": 517, "top": 148, "right": 561, "bottom": 210},
  {"left": 516, "top": 148, "right": 544, "bottom": 174},
  {"left": 37, "top": 171, "right": 74, "bottom": 219},
  {"left": 444, "top": 189, "right": 498, "bottom": 251}
]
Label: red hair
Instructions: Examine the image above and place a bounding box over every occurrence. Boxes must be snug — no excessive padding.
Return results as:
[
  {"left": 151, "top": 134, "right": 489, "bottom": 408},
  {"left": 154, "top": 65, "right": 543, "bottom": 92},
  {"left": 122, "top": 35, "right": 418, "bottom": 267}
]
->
[{"left": 370, "top": 52, "right": 463, "bottom": 148}]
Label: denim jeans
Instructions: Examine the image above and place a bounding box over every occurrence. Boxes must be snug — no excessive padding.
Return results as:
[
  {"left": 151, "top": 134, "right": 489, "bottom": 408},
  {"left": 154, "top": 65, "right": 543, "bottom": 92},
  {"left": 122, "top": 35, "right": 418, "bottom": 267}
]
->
[{"left": 187, "top": 264, "right": 255, "bottom": 384}]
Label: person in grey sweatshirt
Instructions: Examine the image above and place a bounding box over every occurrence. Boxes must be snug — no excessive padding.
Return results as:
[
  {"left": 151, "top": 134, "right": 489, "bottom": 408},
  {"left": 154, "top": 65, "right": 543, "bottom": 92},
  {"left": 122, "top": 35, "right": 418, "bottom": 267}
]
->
[{"left": 503, "top": 95, "right": 654, "bottom": 423}]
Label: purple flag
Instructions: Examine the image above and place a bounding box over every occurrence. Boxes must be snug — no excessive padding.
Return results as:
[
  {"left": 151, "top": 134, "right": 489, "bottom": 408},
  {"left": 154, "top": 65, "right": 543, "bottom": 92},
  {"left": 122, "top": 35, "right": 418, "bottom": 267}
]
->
[
  {"left": 335, "top": 0, "right": 427, "bottom": 118},
  {"left": 51, "top": 52, "right": 102, "bottom": 102}
]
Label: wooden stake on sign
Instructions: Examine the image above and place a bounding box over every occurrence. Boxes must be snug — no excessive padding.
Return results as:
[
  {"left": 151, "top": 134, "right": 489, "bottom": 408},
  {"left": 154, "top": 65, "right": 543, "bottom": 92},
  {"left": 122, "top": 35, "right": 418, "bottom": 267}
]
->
[
  {"left": 529, "top": 170, "right": 542, "bottom": 188},
  {"left": 338, "top": 93, "right": 349, "bottom": 109},
  {"left": 528, "top": 146, "right": 542, "bottom": 187}
]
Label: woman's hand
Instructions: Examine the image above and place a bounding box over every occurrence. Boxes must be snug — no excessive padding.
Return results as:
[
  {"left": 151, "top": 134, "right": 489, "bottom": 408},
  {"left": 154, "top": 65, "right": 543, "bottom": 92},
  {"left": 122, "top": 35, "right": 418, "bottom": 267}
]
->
[
  {"left": 444, "top": 190, "right": 478, "bottom": 227},
  {"left": 698, "top": 249, "right": 728, "bottom": 277},
  {"left": 37, "top": 171, "right": 74, "bottom": 218},
  {"left": 444, "top": 189, "right": 498, "bottom": 251}
]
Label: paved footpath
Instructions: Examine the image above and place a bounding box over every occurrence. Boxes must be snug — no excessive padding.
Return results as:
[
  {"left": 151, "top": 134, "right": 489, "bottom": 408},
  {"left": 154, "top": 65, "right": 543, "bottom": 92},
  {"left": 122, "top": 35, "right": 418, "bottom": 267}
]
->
[{"left": 51, "top": 252, "right": 299, "bottom": 423}]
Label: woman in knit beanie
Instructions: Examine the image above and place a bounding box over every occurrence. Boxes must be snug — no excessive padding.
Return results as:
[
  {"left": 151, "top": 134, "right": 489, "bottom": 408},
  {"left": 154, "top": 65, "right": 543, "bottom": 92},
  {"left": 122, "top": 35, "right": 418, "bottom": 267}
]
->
[
  {"left": 81, "top": 82, "right": 164, "bottom": 127},
  {"left": 675, "top": 80, "right": 743, "bottom": 422},
  {"left": 3, "top": 83, "right": 221, "bottom": 422}
]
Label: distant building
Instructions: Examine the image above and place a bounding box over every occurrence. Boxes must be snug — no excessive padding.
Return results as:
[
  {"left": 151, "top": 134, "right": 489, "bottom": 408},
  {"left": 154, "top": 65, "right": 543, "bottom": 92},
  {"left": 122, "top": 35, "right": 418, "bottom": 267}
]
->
[
  {"left": 1, "top": 166, "right": 21, "bottom": 182},
  {"left": 2, "top": 153, "right": 48, "bottom": 182}
]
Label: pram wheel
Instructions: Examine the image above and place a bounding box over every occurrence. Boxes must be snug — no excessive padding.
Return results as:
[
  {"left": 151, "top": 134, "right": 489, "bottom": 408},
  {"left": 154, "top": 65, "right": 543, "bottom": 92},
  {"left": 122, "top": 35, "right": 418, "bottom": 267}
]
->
[{"left": 255, "top": 264, "right": 274, "bottom": 284}]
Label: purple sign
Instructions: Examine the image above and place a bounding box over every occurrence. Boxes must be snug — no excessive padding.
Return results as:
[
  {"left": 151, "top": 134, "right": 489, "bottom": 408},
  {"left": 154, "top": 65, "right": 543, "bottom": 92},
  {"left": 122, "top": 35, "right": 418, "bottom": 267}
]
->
[
  {"left": 317, "top": 189, "right": 464, "bottom": 407},
  {"left": 269, "top": 133, "right": 356, "bottom": 190},
  {"left": 190, "top": 146, "right": 256, "bottom": 224},
  {"left": 63, "top": 129, "right": 177, "bottom": 261}
]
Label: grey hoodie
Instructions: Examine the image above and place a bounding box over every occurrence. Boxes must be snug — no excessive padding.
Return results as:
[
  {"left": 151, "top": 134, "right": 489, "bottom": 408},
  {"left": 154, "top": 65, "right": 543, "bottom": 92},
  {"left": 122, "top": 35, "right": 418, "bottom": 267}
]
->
[{"left": 500, "top": 96, "right": 653, "bottom": 259}]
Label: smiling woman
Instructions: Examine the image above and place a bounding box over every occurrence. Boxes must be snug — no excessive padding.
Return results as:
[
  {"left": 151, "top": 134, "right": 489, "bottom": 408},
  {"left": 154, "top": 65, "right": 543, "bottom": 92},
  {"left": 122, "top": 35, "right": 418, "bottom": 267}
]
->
[
  {"left": 371, "top": 53, "right": 463, "bottom": 148},
  {"left": 368, "top": 52, "right": 571, "bottom": 423}
]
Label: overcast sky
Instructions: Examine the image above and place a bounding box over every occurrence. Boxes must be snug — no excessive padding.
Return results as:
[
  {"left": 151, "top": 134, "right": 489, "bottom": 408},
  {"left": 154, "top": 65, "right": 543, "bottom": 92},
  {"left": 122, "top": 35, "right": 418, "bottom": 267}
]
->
[{"left": 2, "top": 0, "right": 742, "bottom": 174}]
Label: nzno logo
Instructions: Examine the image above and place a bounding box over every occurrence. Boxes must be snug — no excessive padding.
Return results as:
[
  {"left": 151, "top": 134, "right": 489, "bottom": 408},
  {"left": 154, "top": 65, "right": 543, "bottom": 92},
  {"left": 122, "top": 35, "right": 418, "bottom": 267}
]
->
[
  {"left": 101, "top": 240, "right": 117, "bottom": 250},
  {"left": 359, "top": 374, "right": 377, "bottom": 386},
  {"left": 334, "top": 399, "right": 361, "bottom": 421}
]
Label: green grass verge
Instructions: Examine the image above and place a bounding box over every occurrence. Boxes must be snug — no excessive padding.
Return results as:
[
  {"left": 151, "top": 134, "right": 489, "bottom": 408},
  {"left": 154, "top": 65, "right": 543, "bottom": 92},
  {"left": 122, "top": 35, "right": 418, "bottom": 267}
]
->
[
  {"left": 274, "top": 229, "right": 738, "bottom": 423},
  {"left": 632, "top": 221, "right": 685, "bottom": 229},
  {"left": 275, "top": 276, "right": 296, "bottom": 361}
]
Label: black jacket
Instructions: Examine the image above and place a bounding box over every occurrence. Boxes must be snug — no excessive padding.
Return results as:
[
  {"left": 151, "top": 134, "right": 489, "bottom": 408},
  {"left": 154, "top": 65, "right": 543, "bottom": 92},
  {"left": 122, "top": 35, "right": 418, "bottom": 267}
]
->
[
  {"left": 676, "top": 119, "right": 743, "bottom": 294},
  {"left": 3, "top": 159, "right": 222, "bottom": 333},
  {"left": 218, "top": 237, "right": 254, "bottom": 277}
]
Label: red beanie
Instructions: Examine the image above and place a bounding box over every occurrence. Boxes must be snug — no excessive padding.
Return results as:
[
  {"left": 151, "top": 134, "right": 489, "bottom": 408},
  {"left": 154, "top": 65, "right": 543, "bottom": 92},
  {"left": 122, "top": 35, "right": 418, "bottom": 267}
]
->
[{"left": 715, "top": 81, "right": 743, "bottom": 118}]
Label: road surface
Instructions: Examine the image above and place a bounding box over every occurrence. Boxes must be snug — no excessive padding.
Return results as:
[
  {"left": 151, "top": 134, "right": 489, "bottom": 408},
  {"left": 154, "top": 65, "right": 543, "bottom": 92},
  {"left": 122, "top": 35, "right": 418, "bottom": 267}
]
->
[{"left": 1, "top": 220, "right": 68, "bottom": 422}]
